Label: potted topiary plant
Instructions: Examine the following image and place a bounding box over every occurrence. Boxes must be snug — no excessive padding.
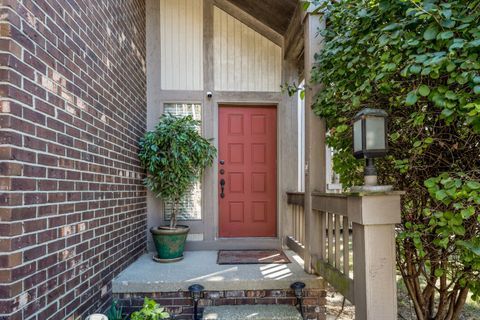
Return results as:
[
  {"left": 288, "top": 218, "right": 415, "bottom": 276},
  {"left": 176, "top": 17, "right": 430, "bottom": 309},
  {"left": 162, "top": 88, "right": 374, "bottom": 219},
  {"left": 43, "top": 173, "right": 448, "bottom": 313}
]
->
[{"left": 139, "top": 114, "right": 216, "bottom": 262}]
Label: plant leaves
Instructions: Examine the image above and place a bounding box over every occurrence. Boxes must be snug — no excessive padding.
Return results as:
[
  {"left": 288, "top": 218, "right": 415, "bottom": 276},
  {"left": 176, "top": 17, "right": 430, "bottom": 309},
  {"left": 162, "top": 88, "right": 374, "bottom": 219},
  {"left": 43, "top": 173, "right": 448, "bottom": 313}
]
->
[
  {"left": 423, "top": 25, "right": 439, "bottom": 40},
  {"left": 467, "top": 181, "right": 480, "bottom": 190},
  {"left": 456, "top": 240, "right": 480, "bottom": 256},
  {"left": 437, "top": 31, "right": 454, "bottom": 40},
  {"left": 405, "top": 91, "right": 418, "bottom": 106},
  {"left": 418, "top": 85, "right": 431, "bottom": 97}
]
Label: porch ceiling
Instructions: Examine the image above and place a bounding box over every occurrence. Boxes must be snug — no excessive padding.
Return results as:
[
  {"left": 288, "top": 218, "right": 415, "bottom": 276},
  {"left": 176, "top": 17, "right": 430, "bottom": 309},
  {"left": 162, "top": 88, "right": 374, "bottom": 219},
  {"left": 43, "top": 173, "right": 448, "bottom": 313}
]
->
[{"left": 226, "top": 0, "right": 298, "bottom": 35}]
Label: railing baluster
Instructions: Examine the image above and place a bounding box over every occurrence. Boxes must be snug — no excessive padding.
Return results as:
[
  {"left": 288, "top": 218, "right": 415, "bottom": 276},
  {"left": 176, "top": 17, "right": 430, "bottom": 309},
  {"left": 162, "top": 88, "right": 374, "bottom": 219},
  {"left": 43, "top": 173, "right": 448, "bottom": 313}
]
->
[
  {"left": 286, "top": 192, "right": 307, "bottom": 259},
  {"left": 335, "top": 214, "right": 341, "bottom": 268},
  {"left": 294, "top": 205, "right": 297, "bottom": 242},
  {"left": 301, "top": 207, "right": 305, "bottom": 244},
  {"left": 343, "top": 216, "right": 349, "bottom": 276},
  {"left": 327, "top": 212, "right": 333, "bottom": 265},
  {"left": 320, "top": 210, "right": 326, "bottom": 261}
]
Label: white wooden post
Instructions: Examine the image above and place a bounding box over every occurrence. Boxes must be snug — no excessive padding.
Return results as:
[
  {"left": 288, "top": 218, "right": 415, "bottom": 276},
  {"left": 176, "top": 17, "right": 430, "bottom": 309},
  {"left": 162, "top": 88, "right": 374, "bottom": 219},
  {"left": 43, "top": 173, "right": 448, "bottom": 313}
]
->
[
  {"left": 303, "top": 8, "right": 326, "bottom": 272},
  {"left": 350, "top": 194, "right": 402, "bottom": 320}
]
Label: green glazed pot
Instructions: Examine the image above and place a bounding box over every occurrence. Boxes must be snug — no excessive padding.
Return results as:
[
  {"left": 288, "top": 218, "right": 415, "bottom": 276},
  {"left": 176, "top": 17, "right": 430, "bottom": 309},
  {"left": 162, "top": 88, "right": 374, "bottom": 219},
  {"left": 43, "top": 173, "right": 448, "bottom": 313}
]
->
[{"left": 150, "top": 225, "right": 190, "bottom": 263}]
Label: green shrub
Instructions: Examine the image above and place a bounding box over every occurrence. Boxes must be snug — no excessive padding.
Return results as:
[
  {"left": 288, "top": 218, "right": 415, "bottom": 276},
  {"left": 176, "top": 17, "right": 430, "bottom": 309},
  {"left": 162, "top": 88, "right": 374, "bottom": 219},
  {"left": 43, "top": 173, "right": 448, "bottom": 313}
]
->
[
  {"left": 130, "top": 298, "right": 169, "bottom": 320},
  {"left": 308, "top": 0, "right": 480, "bottom": 319}
]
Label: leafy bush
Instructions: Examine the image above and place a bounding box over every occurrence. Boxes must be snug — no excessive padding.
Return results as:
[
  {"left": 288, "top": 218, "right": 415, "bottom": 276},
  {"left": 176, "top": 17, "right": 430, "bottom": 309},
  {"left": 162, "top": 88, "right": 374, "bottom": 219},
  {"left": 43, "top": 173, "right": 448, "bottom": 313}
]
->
[
  {"left": 130, "top": 298, "right": 169, "bottom": 320},
  {"left": 139, "top": 114, "right": 216, "bottom": 228},
  {"left": 309, "top": 0, "right": 480, "bottom": 319}
]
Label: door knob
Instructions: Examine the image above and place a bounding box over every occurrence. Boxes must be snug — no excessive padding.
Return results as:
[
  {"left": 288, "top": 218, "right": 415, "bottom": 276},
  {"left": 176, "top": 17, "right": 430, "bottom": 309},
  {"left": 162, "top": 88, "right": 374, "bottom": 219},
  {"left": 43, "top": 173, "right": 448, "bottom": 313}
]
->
[
  {"left": 220, "top": 179, "right": 225, "bottom": 198},
  {"left": 219, "top": 160, "right": 225, "bottom": 165},
  {"left": 219, "top": 169, "right": 225, "bottom": 175}
]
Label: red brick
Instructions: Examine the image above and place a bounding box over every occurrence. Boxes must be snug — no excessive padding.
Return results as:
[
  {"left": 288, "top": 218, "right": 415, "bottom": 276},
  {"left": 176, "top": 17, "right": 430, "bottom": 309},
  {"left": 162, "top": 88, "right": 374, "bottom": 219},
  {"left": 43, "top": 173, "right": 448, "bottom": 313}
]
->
[
  {"left": 11, "top": 178, "right": 36, "bottom": 190},
  {"left": 0, "top": 0, "right": 148, "bottom": 318},
  {"left": 0, "top": 130, "right": 22, "bottom": 146},
  {"left": 23, "top": 165, "right": 46, "bottom": 177},
  {"left": 0, "top": 162, "right": 22, "bottom": 176}
]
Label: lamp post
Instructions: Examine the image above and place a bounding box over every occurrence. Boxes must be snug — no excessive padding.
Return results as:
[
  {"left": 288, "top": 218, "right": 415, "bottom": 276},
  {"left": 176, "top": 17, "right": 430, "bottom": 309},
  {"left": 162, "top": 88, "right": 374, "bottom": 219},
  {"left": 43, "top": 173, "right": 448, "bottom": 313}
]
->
[
  {"left": 188, "top": 284, "right": 204, "bottom": 320},
  {"left": 352, "top": 108, "right": 392, "bottom": 192},
  {"left": 290, "top": 282, "right": 306, "bottom": 319}
]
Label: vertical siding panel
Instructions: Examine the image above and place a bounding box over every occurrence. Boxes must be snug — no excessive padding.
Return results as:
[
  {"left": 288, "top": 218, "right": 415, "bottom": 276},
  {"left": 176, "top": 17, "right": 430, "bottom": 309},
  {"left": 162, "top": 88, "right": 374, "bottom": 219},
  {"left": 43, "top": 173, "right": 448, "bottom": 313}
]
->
[
  {"left": 219, "top": 9, "right": 226, "bottom": 90},
  {"left": 255, "top": 32, "right": 262, "bottom": 90},
  {"left": 276, "top": 46, "right": 282, "bottom": 91},
  {"left": 197, "top": 0, "right": 204, "bottom": 91},
  {"left": 161, "top": 0, "right": 166, "bottom": 90},
  {"left": 213, "top": 8, "right": 219, "bottom": 90},
  {"left": 212, "top": 6, "right": 281, "bottom": 92},
  {"left": 226, "top": 12, "right": 234, "bottom": 90},
  {"left": 195, "top": 0, "right": 203, "bottom": 90},
  {"left": 222, "top": 10, "right": 228, "bottom": 90},
  {"left": 176, "top": 0, "right": 184, "bottom": 88},
  {"left": 260, "top": 32, "right": 267, "bottom": 91},
  {"left": 189, "top": 0, "right": 195, "bottom": 89},
  {"left": 172, "top": 0, "right": 177, "bottom": 88},
  {"left": 234, "top": 18, "right": 241, "bottom": 90},
  {"left": 160, "top": 0, "right": 203, "bottom": 90},
  {"left": 241, "top": 24, "right": 248, "bottom": 91},
  {"left": 245, "top": 27, "right": 252, "bottom": 91},
  {"left": 268, "top": 41, "right": 275, "bottom": 91},
  {"left": 183, "top": 0, "right": 189, "bottom": 89},
  {"left": 253, "top": 31, "right": 260, "bottom": 91}
]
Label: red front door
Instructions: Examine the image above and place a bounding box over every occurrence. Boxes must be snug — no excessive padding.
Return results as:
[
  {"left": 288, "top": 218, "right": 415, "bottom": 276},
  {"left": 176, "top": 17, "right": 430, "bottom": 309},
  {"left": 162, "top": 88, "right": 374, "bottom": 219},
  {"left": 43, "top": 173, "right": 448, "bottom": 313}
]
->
[{"left": 218, "top": 105, "right": 277, "bottom": 237}]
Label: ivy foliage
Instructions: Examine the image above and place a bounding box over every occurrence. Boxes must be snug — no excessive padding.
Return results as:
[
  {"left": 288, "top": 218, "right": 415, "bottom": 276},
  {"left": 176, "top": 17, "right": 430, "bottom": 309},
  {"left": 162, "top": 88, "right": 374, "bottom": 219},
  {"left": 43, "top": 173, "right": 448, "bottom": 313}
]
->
[
  {"left": 310, "top": 0, "right": 480, "bottom": 318},
  {"left": 139, "top": 114, "right": 216, "bottom": 228}
]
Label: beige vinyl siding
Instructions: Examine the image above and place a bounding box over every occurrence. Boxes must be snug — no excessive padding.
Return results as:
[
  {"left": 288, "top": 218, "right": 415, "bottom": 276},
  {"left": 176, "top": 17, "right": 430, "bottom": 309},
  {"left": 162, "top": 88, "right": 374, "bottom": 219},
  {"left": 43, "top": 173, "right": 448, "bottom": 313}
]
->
[
  {"left": 213, "top": 6, "right": 282, "bottom": 92},
  {"left": 160, "top": 0, "right": 203, "bottom": 90}
]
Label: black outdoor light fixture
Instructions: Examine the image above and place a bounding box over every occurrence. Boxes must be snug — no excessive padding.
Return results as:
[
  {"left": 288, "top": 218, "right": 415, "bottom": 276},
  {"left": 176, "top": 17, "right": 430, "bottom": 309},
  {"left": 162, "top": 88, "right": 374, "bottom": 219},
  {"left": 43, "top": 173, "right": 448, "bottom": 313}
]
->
[
  {"left": 290, "top": 282, "right": 306, "bottom": 319},
  {"left": 188, "top": 284, "right": 204, "bottom": 320},
  {"left": 353, "top": 108, "right": 388, "bottom": 187}
]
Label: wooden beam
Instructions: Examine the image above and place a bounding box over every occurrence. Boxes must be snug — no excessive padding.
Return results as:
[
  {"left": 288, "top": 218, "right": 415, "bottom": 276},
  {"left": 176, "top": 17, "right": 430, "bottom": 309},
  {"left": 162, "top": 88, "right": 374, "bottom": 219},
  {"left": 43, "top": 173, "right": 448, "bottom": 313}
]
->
[
  {"left": 226, "top": 0, "right": 297, "bottom": 35},
  {"left": 286, "top": 236, "right": 306, "bottom": 257},
  {"left": 214, "top": 91, "right": 282, "bottom": 103},
  {"left": 156, "top": 90, "right": 204, "bottom": 103},
  {"left": 311, "top": 193, "right": 348, "bottom": 216},
  {"left": 213, "top": 0, "right": 284, "bottom": 47},
  {"left": 284, "top": 3, "right": 304, "bottom": 61},
  {"left": 303, "top": 12, "right": 327, "bottom": 273},
  {"left": 286, "top": 192, "right": 304, "bottom": 206},
  {"left": 203, "top": 0, "right": 216, "bottom": 241},
  {"left": 314, "top": 257, "right": 355, "bottom": 303}
]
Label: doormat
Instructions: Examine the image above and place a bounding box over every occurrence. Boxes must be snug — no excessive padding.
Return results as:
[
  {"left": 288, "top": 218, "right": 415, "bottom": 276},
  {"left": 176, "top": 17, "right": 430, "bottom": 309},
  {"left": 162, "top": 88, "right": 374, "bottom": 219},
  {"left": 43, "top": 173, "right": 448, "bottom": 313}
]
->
[{"left": 217, "top": 250, "right": 291, "bottom": 265}]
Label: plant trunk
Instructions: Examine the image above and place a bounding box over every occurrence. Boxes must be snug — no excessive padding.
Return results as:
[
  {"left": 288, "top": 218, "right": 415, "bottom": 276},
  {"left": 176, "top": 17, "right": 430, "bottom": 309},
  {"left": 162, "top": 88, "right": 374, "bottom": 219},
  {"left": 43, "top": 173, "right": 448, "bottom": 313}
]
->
[
  {"left": 170, "top": 199, "right": 179, "bottom": 229},
  {"left": 450, "top": 287, "right": 469, "bottom": 320}
]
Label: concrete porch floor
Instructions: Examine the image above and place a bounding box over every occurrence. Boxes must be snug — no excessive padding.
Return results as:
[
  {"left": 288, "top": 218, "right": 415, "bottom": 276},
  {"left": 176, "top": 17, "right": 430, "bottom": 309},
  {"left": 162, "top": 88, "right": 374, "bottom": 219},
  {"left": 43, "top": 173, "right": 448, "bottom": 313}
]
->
[{"left": 112, "top": 250, "right": 323, "bottom": 293}]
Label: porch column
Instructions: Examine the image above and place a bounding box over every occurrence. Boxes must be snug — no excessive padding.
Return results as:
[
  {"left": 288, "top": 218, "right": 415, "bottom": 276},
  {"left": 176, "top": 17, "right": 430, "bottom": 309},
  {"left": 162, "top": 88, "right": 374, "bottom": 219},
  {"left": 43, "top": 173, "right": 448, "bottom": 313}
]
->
[
  {"left": 303, "top": 9, "right": 326, "bottom": 273},
  {"left": 350, "top": 194, "right": 402, "bottom": 320}
]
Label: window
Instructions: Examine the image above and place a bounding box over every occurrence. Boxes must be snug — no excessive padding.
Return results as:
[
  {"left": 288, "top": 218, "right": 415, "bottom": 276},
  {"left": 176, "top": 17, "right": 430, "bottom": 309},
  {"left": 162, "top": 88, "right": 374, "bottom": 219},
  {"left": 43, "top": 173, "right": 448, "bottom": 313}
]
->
[{"left": 163, "top": 103, "right": 202, "bottom": 221}]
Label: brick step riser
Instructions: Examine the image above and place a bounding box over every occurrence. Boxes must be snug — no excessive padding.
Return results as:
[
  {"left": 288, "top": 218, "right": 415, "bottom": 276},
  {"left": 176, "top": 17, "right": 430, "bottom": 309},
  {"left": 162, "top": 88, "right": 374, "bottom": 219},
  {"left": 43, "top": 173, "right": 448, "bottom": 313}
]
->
[{"left": 113, "top": 288, "right": 327, "bottom": 320}]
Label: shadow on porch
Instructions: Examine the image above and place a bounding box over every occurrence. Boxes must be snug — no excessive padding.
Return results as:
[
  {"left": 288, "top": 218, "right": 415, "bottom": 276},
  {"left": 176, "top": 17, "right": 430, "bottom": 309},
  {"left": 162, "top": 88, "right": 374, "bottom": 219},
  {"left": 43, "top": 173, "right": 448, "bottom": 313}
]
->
[{"left": 113, "top": 251, "right": 322, "bottom": 292}]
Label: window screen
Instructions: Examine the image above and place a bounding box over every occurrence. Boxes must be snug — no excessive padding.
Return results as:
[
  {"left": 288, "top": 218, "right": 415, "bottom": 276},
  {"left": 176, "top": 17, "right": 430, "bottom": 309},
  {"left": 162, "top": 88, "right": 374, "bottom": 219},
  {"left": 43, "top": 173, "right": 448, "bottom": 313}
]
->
[{"left": 163, "top": 103, "right": 202, "bottom": 221}]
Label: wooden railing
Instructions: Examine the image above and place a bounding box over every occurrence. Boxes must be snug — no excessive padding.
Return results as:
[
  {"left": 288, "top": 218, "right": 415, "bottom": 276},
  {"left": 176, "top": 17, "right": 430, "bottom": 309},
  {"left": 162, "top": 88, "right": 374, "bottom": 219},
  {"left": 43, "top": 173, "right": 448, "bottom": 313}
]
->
[
  {"left": 286, "top": 190, "right": 402, "bottom": 320},
  {"left": 286, "top": 192, "right": 305, "bottom": 257}
]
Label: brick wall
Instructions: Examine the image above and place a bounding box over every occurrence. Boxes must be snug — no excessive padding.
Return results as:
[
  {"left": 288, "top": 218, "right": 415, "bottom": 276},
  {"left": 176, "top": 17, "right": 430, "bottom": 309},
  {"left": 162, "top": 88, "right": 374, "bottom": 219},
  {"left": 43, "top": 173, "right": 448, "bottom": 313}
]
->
[
  {"left": 115, "top": 288, "right": 327, "bottom": 320},
  {"left": 0, "top": 0, "right": 147, "bottom": 319}
]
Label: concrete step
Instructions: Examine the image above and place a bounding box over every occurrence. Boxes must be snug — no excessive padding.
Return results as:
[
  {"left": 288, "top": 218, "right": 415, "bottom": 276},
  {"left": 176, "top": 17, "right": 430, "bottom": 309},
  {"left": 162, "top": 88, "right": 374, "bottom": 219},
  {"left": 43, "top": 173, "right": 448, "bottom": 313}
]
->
[{"left": 202, "top": 305, "right": 302, "bottom": 320}]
